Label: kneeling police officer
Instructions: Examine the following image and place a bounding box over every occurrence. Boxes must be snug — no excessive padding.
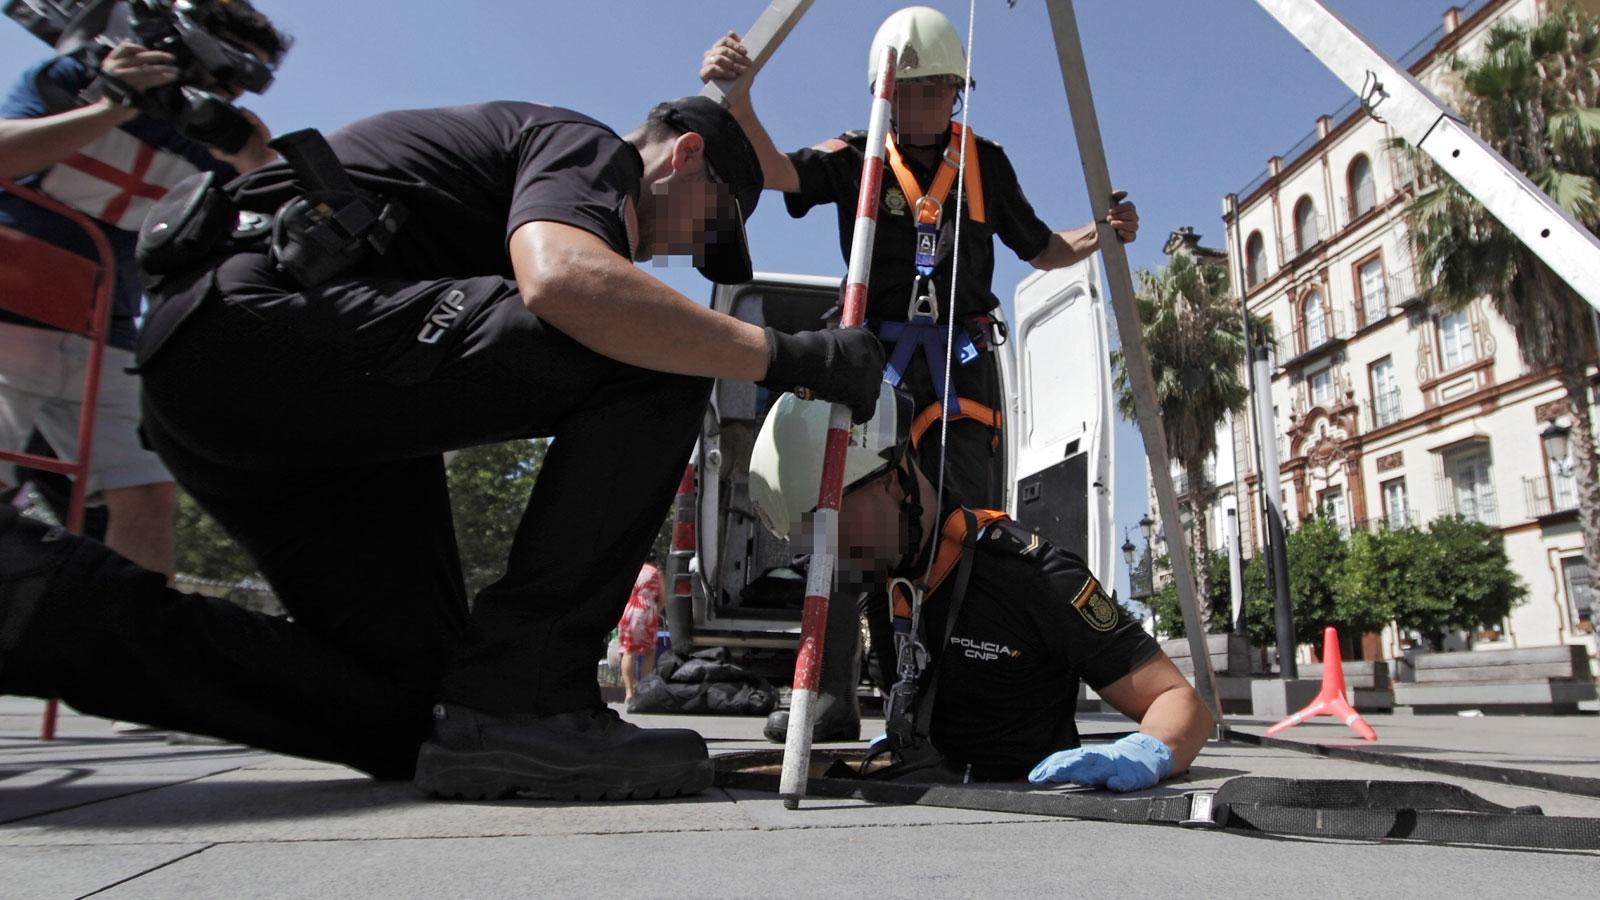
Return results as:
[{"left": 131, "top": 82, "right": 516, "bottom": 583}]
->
[
  {"left": 748, "top": 385, "right": 1211, "bottom": 788},
  {"left": 0, "top": 96, "right": 883, "bottom": 801}
]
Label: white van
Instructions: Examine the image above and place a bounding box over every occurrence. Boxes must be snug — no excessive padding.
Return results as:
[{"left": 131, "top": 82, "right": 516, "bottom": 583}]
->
[{"left": 663, "top": 259, "right": 1118, "bottom": 682}]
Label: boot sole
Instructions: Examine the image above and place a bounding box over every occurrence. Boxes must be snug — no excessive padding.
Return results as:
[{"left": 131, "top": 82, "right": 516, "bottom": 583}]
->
[{"left": 413, "top": 744, "right": 714, "bottom": 801}]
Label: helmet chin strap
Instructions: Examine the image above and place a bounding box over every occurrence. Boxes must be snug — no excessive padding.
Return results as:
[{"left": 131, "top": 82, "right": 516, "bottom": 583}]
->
[{"left": 890, "top": 456, "right": 927, "bottom": 579}]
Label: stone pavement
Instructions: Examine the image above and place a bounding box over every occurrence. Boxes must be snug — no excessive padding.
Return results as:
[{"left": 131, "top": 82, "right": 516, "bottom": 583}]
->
[{"left": 2, "top": 697, "right": 1596, "bottom": 898}]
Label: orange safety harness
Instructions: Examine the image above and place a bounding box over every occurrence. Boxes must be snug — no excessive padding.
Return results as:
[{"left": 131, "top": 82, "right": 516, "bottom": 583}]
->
[
  {"left": 889, "top": 507, "right": 1008, "bottom": 624},
  {"left": 883, "top": 122, "right": 986, "bottom": 227},
  {"left": 878, "top": 505, "right": 1009, "bottom": 776},
  {"left": 909, "top": 397, "right": 1002, "bottom": 454}
]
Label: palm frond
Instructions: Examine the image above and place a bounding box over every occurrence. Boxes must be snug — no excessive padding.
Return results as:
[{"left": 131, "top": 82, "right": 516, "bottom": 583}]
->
[{"left": 1533, "top": 167, "right": 1600, "bottom": 222}]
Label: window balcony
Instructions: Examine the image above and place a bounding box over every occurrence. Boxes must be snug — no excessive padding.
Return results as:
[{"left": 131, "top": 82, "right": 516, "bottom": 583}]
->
[
  {"left": 1388, "top": 266, "right": 1423, "bottom": 311},
  {"left": 1285, "top": 309, "right": 1347, "bottom": 368},
  {"left": 1369, "top": 389, "right": 1402, "bottom": 429},
  {"left": 1435, "top": 476, "right": 1499, "bottom": 526},
  {"left": 1525, "top": 474, "right": 1579, "bottom": 519},
  {"left": 1355, "top": 510, "right": 1420, "bottom": 533}
]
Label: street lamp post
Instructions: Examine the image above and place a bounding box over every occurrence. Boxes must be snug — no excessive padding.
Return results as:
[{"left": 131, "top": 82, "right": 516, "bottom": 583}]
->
[{"left": 1124, "top": 513, "right": 1155, "bottom": 627}]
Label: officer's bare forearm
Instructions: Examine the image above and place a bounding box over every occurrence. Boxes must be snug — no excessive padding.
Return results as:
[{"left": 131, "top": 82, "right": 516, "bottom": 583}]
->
[
  {"left": 1098, "top": 653, "right": 1211, "bottom": 776},
  {"left": 1136, "top": 682, "right": 1211, "bottom": 775},
  {"left": 1026, "top": 224, "right": 1099, "bottom": 271},
  {"left": 509, "top": 221, "right": 769, "bottom": 381},
  {"left": 727, "top": 94, "right": 799, "bottom": 195},
  {"left": 0, "top": 101, "right": 134, "bottom": 179}
]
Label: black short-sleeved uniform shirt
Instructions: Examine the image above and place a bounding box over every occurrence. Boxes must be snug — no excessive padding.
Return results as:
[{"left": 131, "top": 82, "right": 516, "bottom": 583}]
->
[
  {"left": 918, "top": 514, "right": 1160, "bottom": 781},
  {"left": 785, "top": 129, "right": 1052, "bottom": 322},
  {"left": 225, "top": 101, "right": 641, "bottom": 281}
]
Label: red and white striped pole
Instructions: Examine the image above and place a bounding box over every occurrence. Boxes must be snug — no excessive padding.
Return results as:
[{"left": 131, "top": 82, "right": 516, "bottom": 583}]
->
[{"left": 779, "top": 45, "right": 897, "bottom": 807}]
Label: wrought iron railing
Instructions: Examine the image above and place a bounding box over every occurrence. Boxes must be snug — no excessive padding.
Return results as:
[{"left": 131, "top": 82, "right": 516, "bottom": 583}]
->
[{"left": 1525, "top": 474, "right": 1579, "bottom": 518}]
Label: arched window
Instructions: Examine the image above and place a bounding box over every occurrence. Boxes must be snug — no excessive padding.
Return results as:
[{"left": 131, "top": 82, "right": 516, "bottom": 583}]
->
[
  {"left": 1294, "top": 196, "right": 1320, "bottom": 254},
  {"left": 1245, "top": 231, "right": 1267, "bottom": 287},
  {"left": 1348, "top": 155, "right": 1377, "bottom": 219},
  {"left": 1303, "top": 290, "right": 1327, "bottom": 349}
]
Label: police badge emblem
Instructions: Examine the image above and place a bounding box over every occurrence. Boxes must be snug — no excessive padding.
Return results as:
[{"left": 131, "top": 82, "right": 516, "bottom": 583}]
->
[
  {"left": 1071, "top": 578, "right": 1120, "bottom": 632},
  {"left": 884, "top": 186, "right": 908, "bottom": 216}
]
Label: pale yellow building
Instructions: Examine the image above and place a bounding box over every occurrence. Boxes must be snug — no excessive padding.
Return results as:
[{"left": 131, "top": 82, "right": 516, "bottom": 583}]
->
[{"left": 1159, "top": 0, "right": 1596, "bottom": 663}]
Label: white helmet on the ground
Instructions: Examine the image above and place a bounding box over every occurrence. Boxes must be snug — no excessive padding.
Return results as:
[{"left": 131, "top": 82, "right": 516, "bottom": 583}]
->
[
  {"left": 748, "top": 382, "right": 909, "bottom": 539},
  {"left": 867, "top": 6, "right": 968, "bottom": 89}
]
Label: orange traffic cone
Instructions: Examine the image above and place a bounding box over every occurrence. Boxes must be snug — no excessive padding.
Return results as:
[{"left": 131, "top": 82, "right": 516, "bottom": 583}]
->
[{"left": 1265, "top": 626, "right": 1378, "bottom": 741}]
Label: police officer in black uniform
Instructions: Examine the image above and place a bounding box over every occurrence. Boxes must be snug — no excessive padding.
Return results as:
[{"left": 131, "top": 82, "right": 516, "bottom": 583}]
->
[
  {"left": 0, "top": 96, "right": 884, "bottom": 801},
  {"left": 748, "top": 384, "right": 1211, "bottom": 788},
  {"left": 702, "top": 8, "right": 1139, "bottom": 742}
]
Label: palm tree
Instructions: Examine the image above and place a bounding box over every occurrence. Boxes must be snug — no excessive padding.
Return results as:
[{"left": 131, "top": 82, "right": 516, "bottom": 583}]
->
[
  {"left": 1113, "top": 251, "right": 1253, "bottom": 619},
  {"left": 1401, "top": 4, "right": 1600, "bottom": 602}
]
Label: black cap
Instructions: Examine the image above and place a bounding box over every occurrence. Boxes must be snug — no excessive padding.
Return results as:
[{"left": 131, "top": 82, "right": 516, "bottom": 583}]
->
[{"left": 652, "top": 96, "right": 763, "bottom": 284}]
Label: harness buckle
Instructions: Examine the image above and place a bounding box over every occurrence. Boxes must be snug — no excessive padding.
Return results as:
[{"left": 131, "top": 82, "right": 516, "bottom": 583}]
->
[
  {"left": 907, "top": 279, "right": 939, "bottom": 323},
  {"left": 1180, "top": 791, "right": 1222, "bottom": 828}
]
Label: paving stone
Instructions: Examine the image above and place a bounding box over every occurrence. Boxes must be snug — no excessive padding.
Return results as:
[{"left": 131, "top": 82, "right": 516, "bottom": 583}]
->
[
  {"left": 0, "top": 843, "right": 210, "bottom": 899},
  {"left": 87, "top": 823, "right": 1593, "bottom": 900}
]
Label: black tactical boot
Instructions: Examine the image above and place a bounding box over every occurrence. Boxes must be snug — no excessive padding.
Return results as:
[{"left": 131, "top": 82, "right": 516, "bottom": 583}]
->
[
  {"left": 414, "top": 703, "right": 713, "bottom": 801},
  {"left": 763, "top": 691, "right": 861, "bottom": 743},
  {"left": 764, "top": 592, "right": 862, "bottom": 743}
]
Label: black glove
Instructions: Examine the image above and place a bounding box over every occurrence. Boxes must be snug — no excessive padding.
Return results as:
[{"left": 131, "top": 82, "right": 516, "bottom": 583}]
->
[{"left": 758, "top": 326, "right": 885, "bottom": 424}]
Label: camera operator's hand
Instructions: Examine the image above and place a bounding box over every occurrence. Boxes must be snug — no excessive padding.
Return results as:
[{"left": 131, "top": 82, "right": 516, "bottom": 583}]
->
[
  {"left": 96, "top": 42, "right": 179, "bottom": 119},
  {"left": 208, "top": 107, "right": 278, "bottom": 173}
]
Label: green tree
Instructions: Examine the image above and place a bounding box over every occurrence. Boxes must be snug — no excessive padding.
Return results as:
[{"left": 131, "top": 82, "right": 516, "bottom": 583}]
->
[
  {"left": 174, "top": 489, "right": 257, "bottom": 582},
  {"left": 1284, "top": 515, "right": 1347, "bottom": 646},
  {"left": 1333, "top": 524, "right": 1428, "bottom": 639},
  {"left": 1402, "top": 515, "right": 1528, "bottom": 648},
  {"left": 1149, "top": 550, "right": 1275, "bottom": 647},
  {"left": 1401, "top": 5, "right": 1600, "bottom": 587},
  {"left": 446, "top": 439, "right": 548, "bottom": 597},
  {"left": 1112, "top": 252, "right": 1254, "bottom": 618}
]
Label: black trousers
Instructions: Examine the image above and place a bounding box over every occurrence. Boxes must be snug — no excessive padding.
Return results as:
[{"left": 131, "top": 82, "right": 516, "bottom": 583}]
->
[
  {"left": 890, "top": 336, "right": 1003, "bottom": 510},
  {"left": 16, "top": 252, "right": 709, "bottom": 774}
]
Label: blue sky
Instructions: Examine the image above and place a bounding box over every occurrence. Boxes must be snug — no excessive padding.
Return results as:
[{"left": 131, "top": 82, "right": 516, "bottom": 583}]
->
[{"left": 3, "top": 1, "right": 1463, "bottom": 598}]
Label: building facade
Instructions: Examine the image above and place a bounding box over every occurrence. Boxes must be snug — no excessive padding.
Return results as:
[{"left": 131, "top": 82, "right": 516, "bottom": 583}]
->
[{"left": 1156, "top": 0, "right": 1598, "bottom": 662}]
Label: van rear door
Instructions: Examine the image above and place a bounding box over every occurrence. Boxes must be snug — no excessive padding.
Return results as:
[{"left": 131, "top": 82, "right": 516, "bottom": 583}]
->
[{"left": 1001, "top": 258, "right": 1116, "bottom": 581}]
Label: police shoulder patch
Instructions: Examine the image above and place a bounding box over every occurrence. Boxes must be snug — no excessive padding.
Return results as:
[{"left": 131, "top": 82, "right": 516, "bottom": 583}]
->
[
  {"left": 977, "top": 519, "right": 1047, "bottom": 562},
  {"left": 1070, "top": 577, "right": 1120, "bottom": 632},
  {"left": 812, "top": 137, "right": 850, "bottom": 153}
]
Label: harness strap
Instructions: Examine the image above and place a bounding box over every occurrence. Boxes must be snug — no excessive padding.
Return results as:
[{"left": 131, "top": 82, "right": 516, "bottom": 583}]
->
[
  {"left": 908, "top": 508, "right": 979, "bottom": 746},
  {"left": 889, "top": 507, "right": 1007, "bottom": 622},
  {"left": 714, "top": 759, "right": 1600, "bottom": 851},
  {"left": 884, "top": 123, "right": 986, "bottom": 224},
  {"left": 910, "top": 400, "right": 1002, "bottom": 454}
]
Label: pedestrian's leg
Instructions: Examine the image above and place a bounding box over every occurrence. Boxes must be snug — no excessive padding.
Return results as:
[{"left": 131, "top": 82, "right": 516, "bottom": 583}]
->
[
  {"left": 0, "top": 323, "right": 54, "bottom": 492},
  {"left": 101, "top": 481, "right": 176, "bottom": 581},
  {"left": 621, "top": 651, "right": 638, "bottom": 701},
  {"left": 638, "top": 645, "right": 657, "bottom": 681},
  {"left": 30, "top": 341, "right": 181, "bottom": 579}
]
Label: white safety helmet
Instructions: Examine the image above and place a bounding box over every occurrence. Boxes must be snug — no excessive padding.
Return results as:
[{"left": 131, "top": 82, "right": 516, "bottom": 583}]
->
[
  {"left": 748, "top": 382, "right": 910, "bottom": 539},
  {"left": 867, "top": 6, "right": 968, "bottom": 89}
]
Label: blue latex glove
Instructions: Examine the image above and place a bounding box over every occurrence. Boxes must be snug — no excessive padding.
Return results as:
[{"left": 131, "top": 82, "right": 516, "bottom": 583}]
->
[{"left": 1028, "top": 733, "right": 1174, "bottom": 792}]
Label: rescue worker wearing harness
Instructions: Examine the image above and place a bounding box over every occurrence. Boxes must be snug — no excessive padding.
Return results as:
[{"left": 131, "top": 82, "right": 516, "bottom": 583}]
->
[
  {"left": 0, "top": 96, "right": 886, "bottom": 801},
  {"left": 749, "top": 383, "right": 1210, "bottom": 787},
  {"left": 701, "top": 6, "right": 1139, "bottom": 743}
]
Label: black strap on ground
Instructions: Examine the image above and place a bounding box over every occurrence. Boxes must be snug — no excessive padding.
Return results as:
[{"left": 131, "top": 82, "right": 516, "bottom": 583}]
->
[
  {"left": 1222, "top": 725, "right": 1600, "bottom": 799},
  {"left": 713, "top": 751, "right": 1600, "bottom": 851}
]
